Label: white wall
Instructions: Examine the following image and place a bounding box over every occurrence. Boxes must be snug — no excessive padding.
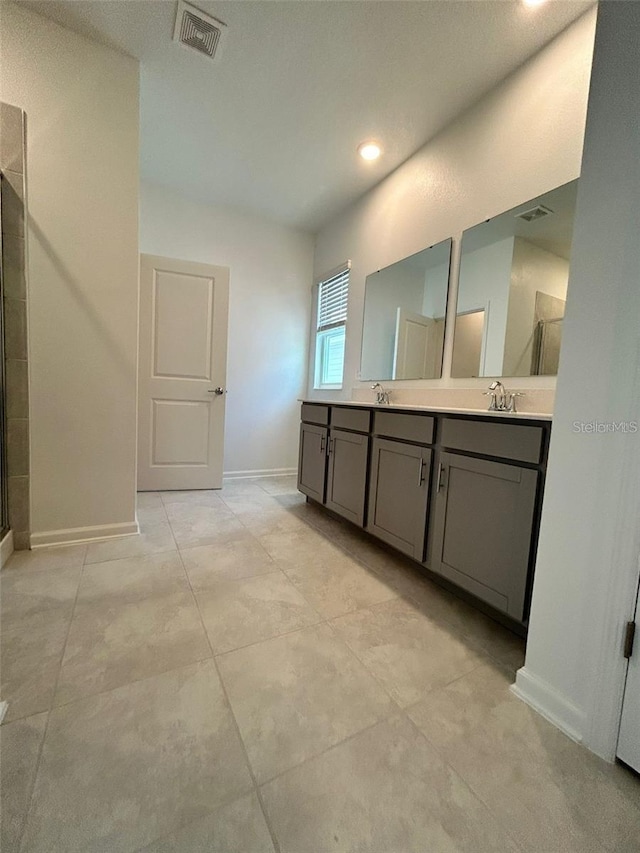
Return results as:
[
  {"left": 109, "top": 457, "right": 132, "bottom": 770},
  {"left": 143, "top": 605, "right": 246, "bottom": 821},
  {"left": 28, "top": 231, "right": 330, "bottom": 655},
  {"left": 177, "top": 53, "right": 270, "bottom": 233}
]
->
[
  {"left": 139, "top": 181, "right": 314, "bottom": 476},
  {"left": 456, "top": 237, "right": 515, "bottom": 377},
  {"left": 514, "top": 0, "right": 640, "bottom": 760},
  {"left": 503, "top": 239, "right": 568, "bottom": 376},
  {"left": 310, "top": 8, "right": 596, "bottom": 400},
  {"left": 361, "top": 264, "right": 425, "bottom": 380},
  {"left": 0, "top": 2, "right": 140, "bottom": 544}
]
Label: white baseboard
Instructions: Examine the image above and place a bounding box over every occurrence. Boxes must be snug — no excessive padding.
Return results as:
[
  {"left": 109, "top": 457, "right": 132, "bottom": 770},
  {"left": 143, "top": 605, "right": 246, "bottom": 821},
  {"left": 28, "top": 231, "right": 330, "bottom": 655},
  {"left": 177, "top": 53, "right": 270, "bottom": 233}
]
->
[
  {"left": 30, "top": 521, "right": 139, "bottom": 549},
  {"left": 0, "top": 530, "right": 14, "bottom": 568},
  {"left": 511, "top": 667, "right": 585, "bottom": 744},
  {"left": 223, "top": 467, "right": 297, "bottom": 481}
]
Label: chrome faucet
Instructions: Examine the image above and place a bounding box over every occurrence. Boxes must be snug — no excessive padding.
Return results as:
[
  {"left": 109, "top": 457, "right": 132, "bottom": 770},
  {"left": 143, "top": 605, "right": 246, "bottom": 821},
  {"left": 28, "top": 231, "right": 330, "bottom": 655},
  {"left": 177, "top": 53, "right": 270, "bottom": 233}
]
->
[
  {"left": 484, "top": 381, "right": 524, "bottom": 413},
  {"left": 371, "top": 383, "right": 391, "bottom": 405}
]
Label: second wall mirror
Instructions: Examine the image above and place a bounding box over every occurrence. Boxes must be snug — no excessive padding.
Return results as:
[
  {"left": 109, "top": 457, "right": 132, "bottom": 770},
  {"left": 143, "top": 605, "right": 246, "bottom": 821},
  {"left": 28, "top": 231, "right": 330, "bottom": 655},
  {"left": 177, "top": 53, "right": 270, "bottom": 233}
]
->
[
  {"left": 361, "top": 238, "right": 452, "bottom": 381},
  {"left": 451, "top": 180, "right": 578, "bottom": 378}
]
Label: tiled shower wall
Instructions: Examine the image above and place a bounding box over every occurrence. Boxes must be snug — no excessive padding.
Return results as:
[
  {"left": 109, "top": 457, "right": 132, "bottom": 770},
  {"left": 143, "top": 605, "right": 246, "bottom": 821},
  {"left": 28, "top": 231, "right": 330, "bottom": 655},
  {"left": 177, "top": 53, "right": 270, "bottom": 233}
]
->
[{"left": 1, "top": 101, "right": 30, "bottom": 549}]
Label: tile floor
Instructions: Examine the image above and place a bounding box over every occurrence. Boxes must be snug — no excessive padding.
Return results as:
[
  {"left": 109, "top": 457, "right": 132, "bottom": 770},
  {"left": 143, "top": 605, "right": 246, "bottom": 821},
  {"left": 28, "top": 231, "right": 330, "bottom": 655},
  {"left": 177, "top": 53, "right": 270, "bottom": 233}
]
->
[{"left": 1, "top": 476, "right": 638, "bottom": 852}]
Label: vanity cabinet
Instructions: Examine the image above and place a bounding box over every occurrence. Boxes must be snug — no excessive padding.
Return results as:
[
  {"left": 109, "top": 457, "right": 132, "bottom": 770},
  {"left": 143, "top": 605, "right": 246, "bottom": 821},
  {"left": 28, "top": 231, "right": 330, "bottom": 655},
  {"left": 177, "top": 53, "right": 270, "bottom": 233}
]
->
[
  {"left": 367, "top": 411, "right": 435, "bottom": 560},
  {"left": 298, "top": 422, "right": 328, "bottom": 503},
  {"left": 368, "top": 438, "right": 431, "bottom": 560},
  {"left": 326, "top": 429, "right": 369, "bottom": 526},
  {"left": 298, "top": 402, "right": 550, "bottom": 627},
  {"left": 430, "top": 452, "right": 538, "bottom": 621}
]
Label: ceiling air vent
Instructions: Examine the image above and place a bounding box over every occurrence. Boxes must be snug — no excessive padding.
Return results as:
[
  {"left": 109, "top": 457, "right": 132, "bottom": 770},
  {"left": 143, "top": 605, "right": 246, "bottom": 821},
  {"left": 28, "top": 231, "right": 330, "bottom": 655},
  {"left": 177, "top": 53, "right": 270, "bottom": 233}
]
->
[
  {"left": 516, "top": 205, "right": 554, "bottom": 223},
  {"left": 173, "top": 1, "right": 226, "bottom": 60}
]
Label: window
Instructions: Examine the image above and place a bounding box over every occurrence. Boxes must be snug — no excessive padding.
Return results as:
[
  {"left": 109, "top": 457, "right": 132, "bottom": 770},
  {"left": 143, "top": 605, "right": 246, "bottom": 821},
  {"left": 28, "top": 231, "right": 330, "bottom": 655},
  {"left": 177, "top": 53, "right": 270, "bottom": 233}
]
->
[{"left": 314, "top": 265, "right": 350, "bottom": 389}]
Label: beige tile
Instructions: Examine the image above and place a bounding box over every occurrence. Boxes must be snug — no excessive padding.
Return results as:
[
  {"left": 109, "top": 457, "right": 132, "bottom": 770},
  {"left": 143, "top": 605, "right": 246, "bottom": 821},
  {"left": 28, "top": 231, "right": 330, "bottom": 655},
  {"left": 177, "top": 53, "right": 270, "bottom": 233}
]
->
[
  {"left": 332, "top": 597, "right": 486, "bottom": 707},
  {"left": 181, "top": 536, "right": 276, "bottom": 588},
  {"left": 261, "top": 714, "right": 521, "bottom": 853},
  {"left": 55, "top": 590, "right": 211, "bottom": 705},
  {"left": 353, "top": 542, "right": 526, "bottom": 672},
  {"left": 137, "top": 793, "right": 275, "bottom": 853},
  {"left": 218, "top": 623, "right": 394, "bottom": 783},
  {"left": 85, "top": 521, "right": 176, "bottom": 564},
  {"left": 0, "top": 712, "right": 47, "bottom": 853},
  {"left": 6, "top": 417, "right": 28, "bottom": 476},
  {"left": 283, "top": 552, "right": 397, "bottom": 618},
  {"left": 5, "top": 358, "right": 28, "bottom": 419},
  {"left": 1, "top": 607, "right": 70, "bottom": 722},
  {"left": 0, "top": 102, "right": 24, "bottom": 173},
  {"left": 256, "top": 475, "right": 299, "bottom": 496},
  {"left": 219, "top": 491, "right": 280, "bottom": 516},
  {"left": 259, "top": 525, "right": 345, "bottom": 570},
  {"left": 245, "top": 510, "right": 314, "bottom": 537},
  {"left": 443, "top": 599, "right": 526, "bottom": 672},
  {"left": 197, "top": 571, "right": 320, "bottom": 654},
  {"left": 160, "top": 489, "right": 224, "bottom": 508},
  {"left": 4, "top": 296, "right": 27, "bottom": 359},
  {"left": 221, "top": 479, "right": 267, "bottom": 496},
  {"left": 77, "top": 552, "right": 189, "bottom": 608},
  {"left": 1, "top": 562, "right": 81, "bottom": 620},
  {"left": 136, "top": 504, "right": 168, "bottom": 526},
  {"left": 407, "top": 663, "right": 639, "bottom": 853},
  {"left": 167, "top": 504, "right": 247, "bottom": 549},
  {"left": 7, "top": 475, "right": 29, "bottom": 534},
  {"left": 21, "top": 661, "right": 253, "bottom": 853},
  {"left": 0, "top": 169, "right": 24, "bottom": 238},
  {"left": 2, "top": 233, "right": 26, "bottom": 299},
  {"left": 6, "top": 542, "right": 86, "bottom": 572},
  {"left": 12, "top": 530, "right": 30, "bottom": 551},
  {"left": 137, "top": 491, "right": 163, "bottom": 509}
]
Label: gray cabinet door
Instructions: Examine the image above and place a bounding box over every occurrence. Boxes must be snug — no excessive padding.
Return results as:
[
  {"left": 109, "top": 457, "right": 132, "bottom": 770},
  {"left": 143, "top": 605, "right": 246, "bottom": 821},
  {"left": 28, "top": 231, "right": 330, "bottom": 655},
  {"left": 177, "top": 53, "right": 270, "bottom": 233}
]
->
[
  {"left": 367, "top": 438, "right": 432, "bottom": 560},
  {"left": 430, "top": 452, "right": 538, "bottom": 621},
  {"left": 325, "top": 429, "right": 369, "bottom": 526},
  {"left": 298, "top": 423, "right": 327, "bottom": 503}
]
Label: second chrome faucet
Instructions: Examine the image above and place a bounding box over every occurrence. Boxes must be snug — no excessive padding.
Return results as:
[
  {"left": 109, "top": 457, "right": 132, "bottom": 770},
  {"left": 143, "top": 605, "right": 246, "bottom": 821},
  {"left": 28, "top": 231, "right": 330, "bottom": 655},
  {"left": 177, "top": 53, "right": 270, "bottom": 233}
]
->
[
  {"left": 484, "top": 381, "right": 524, "bottom": 413},
  {"left": 371, "top": 383, "right": 391, "bottom": 405}
]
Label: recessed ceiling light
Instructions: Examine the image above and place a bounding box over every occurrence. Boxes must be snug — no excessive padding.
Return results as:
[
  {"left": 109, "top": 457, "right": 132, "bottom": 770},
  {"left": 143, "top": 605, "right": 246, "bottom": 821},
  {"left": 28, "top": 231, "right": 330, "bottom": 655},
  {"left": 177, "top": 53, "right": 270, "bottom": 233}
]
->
[
  {"left": 358, "top": 141, "right": 382, "bottom": 161},
  {"left": 522, "top": 0, "right": 547, "bottom": 7}
]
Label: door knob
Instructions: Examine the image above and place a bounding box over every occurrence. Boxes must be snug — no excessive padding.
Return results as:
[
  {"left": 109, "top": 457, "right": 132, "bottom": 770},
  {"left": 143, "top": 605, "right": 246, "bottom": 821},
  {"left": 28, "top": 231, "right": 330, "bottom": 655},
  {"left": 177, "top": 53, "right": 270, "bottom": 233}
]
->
[{"left": 208, "top": 387, "right": 225, "bottom": 395}]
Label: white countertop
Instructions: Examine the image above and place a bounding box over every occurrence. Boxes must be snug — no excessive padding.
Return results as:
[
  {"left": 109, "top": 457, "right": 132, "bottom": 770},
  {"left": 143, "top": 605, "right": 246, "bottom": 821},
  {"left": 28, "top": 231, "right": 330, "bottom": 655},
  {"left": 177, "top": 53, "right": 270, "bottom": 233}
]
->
[{"left": 300, "top": 399, "right": 552, "bottom": 422}]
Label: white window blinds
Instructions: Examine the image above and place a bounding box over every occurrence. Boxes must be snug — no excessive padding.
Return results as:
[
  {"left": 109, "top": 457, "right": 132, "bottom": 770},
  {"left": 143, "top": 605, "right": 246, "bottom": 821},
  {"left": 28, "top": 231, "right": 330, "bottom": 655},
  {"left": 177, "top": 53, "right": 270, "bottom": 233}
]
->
[{"left": 317, "top": 268, "right": 349, "bottom": 331}]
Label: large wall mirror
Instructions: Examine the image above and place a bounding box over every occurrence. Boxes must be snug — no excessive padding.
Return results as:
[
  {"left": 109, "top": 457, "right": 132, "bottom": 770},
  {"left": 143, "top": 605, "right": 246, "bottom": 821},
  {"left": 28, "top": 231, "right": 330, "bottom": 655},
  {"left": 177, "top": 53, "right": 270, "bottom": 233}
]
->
[
  {"left": 451, "top": 180, "right": 578, "bottom": 378},
  {"left": 361, "top": 238, "right": 452, "bottom": 380}
]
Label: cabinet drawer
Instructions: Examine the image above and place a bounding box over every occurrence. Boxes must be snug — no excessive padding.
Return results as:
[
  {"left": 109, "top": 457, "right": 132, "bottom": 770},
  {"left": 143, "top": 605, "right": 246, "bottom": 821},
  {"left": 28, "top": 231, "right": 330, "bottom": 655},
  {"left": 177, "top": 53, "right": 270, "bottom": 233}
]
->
[
  {"left": 440, "top": 418, "right": 543, "bottom": 464},
  {"left": 331, "top": 407, "right": 371, "bottom": 433},
  {"left": 301, "top": 403, "right": 329, "bottom": 426},
  {"left": 373, "top": 410, "right": 434, "bottom": 445}
]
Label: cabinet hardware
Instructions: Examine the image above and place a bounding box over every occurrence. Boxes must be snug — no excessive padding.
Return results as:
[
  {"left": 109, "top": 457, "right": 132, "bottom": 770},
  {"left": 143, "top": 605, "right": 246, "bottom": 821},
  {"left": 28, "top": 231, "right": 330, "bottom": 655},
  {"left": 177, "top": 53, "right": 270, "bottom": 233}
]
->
[
  {"left": 320, "top": 435, "right": 325, "bottom": 454},
  {"left": 437, "top": 462, "right": 446, "bottom": 492},
  {"left": 624, "top": 621, "right": 636, "bottom": 659},
  {"left": 328, "top": 438, "right": 334, "bottom": 454},
  {"left": 417, "top": 458, "right": 426, "bottom": 487}
]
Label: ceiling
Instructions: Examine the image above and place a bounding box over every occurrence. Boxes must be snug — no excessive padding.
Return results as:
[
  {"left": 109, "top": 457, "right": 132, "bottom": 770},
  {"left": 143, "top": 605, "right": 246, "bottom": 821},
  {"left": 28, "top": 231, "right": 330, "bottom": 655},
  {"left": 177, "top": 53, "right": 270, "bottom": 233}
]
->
[
  {"left": 463, "top": 179, "right": 579, "bottom": 260},
  {"left": 22, "top": 0, "right": 592, "bottom": 232}
]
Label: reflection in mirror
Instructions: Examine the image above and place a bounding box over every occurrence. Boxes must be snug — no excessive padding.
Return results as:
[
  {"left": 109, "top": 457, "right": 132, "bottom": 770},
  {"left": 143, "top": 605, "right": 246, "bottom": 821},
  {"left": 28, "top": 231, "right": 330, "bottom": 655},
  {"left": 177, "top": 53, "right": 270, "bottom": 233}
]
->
[
  {"left": 361, "top": 239, "right": 452, "bottom": 380},
  {"left": 451, "top": 180, "right": 577, "bottom": 378}
]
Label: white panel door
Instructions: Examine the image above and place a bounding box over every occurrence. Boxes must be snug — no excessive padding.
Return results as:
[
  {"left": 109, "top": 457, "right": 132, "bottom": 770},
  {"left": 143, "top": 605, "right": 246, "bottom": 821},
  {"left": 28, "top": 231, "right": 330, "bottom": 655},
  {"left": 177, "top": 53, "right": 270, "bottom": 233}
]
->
[
  {"left": 138, "top": 254, "right": 229, "bottom": 491},
  {"left": 617, "top": 577, "right": 640, "bottom": 773},
  {"left": 392, "top": 309, "right": 434, "bottom": 380}
]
